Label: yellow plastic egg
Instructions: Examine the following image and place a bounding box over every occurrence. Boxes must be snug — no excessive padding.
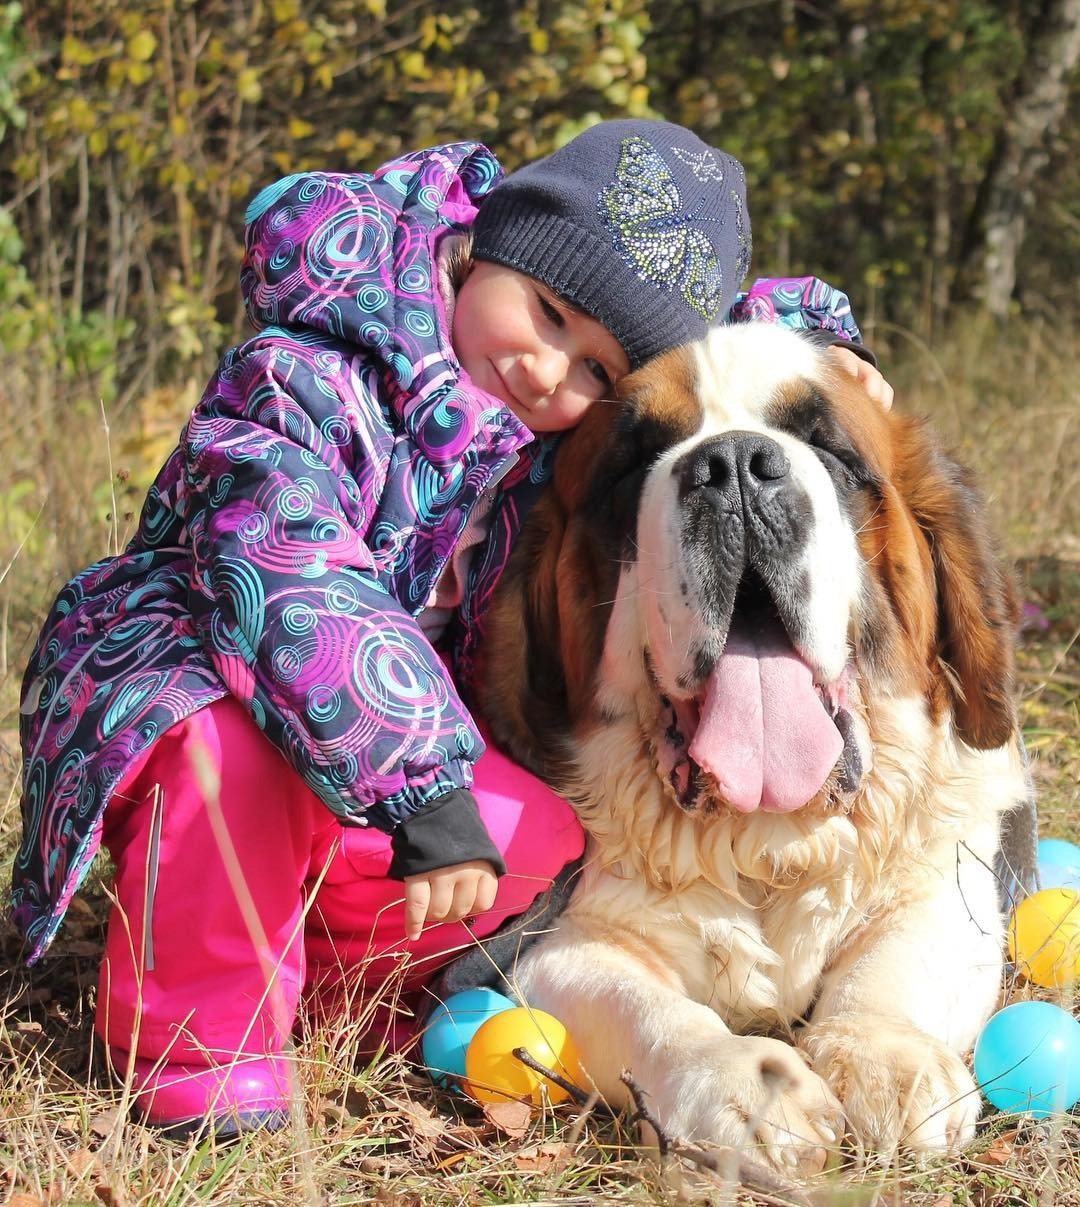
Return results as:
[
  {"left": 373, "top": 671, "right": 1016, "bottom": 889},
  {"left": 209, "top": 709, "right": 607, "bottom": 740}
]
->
[
  {"left": 1008, "top": 888, "right": 1080, "bottom": 987},
  {"left": 464, "top": 1006, "right": 583, "bottom": 1106}
]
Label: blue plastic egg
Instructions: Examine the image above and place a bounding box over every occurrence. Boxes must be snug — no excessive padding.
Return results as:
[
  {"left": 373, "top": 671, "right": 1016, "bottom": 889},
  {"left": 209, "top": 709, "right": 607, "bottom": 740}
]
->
[
  {"left": 974, "top": 1000, "right": 1080, "bottom": 1117},
  {"left": 1038, "top": 838, "right": 1080, "bottom": 871},
  {"left": 1038, "top": 837, "right": 1080, "bottom": 892},
  {"left": 421, "top": 988, "right": 517, "bottom": 1086}
]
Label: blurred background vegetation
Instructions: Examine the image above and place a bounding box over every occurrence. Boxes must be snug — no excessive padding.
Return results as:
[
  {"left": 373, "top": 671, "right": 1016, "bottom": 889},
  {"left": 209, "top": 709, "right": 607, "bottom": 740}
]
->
[{"left": 0, "top": 0, "right": 1076, "bottom": 688}]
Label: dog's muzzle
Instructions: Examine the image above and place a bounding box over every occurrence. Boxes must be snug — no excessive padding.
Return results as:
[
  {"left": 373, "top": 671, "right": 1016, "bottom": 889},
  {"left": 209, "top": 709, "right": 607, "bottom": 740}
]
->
[{"left": 649, "top": 430, "right": 864, "bottom": 814}]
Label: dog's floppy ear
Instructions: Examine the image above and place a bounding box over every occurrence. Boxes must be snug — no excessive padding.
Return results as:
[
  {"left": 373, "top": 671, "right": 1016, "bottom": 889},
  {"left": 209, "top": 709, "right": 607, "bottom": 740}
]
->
[
  {"left": 475, "top": 490, "right": 573, "bottom": 780},
  {"left": 896, "top": 420, "right": 1020, "bottom": 749},
  {"left": 475, "top": 402, "right": 623, "bottom": 780}
]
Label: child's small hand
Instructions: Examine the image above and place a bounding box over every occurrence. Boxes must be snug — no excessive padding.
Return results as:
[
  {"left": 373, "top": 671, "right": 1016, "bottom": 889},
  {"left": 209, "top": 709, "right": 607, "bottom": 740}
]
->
[
  {"left": 827, "top": 344, "right": 895, "bottom": 410},
  {"left": 403, "top": 860, "right": 499, "bottom": 941}
]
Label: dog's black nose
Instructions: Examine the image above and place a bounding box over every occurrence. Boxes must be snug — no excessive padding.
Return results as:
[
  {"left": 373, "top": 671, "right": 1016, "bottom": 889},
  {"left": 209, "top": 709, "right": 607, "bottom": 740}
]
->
[{"left": 677, "top": 431, "right": 790, "bottom": 504}]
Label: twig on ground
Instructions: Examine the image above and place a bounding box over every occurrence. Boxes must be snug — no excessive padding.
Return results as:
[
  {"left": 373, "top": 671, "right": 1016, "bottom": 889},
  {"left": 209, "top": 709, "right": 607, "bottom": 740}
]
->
[{"left": 511, "top": 1046, "right": 594, "bottom": 1107}]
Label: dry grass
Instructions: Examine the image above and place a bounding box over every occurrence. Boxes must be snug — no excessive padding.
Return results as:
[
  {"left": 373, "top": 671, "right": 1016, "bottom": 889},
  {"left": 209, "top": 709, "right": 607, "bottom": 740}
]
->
[{"left": 1, "top": 318, "right": 1078, "bottom": 1204}]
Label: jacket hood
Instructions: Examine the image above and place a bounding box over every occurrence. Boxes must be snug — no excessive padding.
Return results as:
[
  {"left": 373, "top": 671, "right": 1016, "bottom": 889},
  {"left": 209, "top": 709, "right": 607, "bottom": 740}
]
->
[{"left": 240, "top": 143, "right": 504, "bottom": 403}]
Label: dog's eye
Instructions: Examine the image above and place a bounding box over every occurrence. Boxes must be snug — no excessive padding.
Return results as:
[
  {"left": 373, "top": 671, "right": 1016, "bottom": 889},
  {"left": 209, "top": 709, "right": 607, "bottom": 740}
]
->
[
  {"left": 783, "top": 390, "right": 874, "bottom": 493},
  {"left": 589, "top": 456, "right": 650, "bottom": 533},
  {"left": 808, "top": 429, "right": 871, "bottom": 492},
  {"left": 586, "top": 414, "right": 675, "bottom": 538}
]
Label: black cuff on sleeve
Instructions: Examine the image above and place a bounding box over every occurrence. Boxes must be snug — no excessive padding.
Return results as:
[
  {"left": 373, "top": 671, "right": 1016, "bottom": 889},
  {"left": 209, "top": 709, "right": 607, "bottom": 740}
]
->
[
  {"left": 388, "top": 789, "right": 507, "bottom": 880},
  {"left": 801, "top": 327, "right": 878, "bottom": 368}
]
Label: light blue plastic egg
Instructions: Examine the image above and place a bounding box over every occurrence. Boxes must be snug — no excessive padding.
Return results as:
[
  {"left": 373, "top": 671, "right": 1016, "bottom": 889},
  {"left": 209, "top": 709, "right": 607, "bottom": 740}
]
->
[
  {"left": 421, "top": 988, "right": 517, "bottom": 1086},
  {"left": 1038, "top": 837, "right": 1080, "bottom": 892},
  {"left": 974, "top": 1000, "right": 1080, "bottom": 1117}
]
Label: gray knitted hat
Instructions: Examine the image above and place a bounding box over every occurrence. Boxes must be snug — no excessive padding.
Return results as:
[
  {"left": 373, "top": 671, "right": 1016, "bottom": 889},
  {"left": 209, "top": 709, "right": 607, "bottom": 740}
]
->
[{"left": 472, "top": 119, "right": 751, "bottom": 369}]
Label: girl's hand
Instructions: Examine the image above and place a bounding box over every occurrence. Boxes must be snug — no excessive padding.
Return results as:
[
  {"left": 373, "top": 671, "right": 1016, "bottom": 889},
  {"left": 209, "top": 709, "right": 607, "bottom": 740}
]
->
[
  {"left": 403, "top": 860, "right": 499, "bottom": 941},
  {"left": 827, "top": 344, "right": 895, "bottom": 410}
]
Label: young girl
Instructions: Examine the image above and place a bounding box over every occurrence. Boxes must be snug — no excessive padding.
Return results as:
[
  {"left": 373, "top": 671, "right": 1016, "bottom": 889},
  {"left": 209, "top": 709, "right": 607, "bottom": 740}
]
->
[{"left": 12, "top": 118, "right": 886, "bottom": 1137}]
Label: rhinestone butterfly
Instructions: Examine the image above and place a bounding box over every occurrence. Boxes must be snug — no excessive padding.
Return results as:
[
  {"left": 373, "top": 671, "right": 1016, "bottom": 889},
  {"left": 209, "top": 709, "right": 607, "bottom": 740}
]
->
[{"left": 598, "top": 136, "right": 747, "bottom": 319}]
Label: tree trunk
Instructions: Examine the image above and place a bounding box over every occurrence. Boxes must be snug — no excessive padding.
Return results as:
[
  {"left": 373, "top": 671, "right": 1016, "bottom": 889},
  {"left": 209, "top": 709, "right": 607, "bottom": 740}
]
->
[{"left": 959, "top": 0, "right": 1080, "bottom": 316}]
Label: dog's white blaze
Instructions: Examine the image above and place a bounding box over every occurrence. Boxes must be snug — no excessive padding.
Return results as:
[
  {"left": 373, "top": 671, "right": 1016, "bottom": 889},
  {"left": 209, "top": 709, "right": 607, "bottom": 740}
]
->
[
  {"left": 769, "top": 435, "right": 861, "bottom": 680},
  {"left": 691, "top": 323, "right": 824, "bottom": 427}
]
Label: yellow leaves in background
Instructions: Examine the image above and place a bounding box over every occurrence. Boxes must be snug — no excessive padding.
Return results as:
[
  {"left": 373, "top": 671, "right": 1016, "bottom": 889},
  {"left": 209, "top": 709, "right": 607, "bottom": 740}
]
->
[
  {"left": 288, "top": 117, "right": 317, "bottom": 140},
  {"left": 398, "top": 50, "right": 430, "bottom": 81},
  {"left": 163, "top": 279, "right": 224, "bottom": 366},
  {"left": 126, "top": 30, "right": 156, "bottom": 62},
  {"left": 58, "top": 36, "right": 94, "bottom": 67},
  {"left": 236, "top": 68, "right": 262, "bottom": 103},
  {"left": 333, "top": 129, "right": 376, "bottom": 158},
  {"left": 65, "top": 96, "right": 95, "bottom": 133},
  {"left": 511, "top": 0, "right": 649, "bottom": 116},
  {"left": 452, "top": 67, "right": 484, "bottom": 104},
  {"left": 120, "top": 380, "right": 202, "bottom": 494}
]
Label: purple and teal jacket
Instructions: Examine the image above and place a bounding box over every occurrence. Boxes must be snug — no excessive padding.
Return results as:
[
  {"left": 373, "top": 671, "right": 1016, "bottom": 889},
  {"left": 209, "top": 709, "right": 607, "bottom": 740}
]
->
[{"left": 10, "top": 140, "right": 863, "bottom": 962}]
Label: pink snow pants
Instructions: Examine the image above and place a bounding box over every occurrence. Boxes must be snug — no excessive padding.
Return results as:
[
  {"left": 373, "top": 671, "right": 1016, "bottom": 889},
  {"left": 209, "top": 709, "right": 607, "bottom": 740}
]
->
[{"left": 95, "top": 696, "right": 584, "bottom": 1066}]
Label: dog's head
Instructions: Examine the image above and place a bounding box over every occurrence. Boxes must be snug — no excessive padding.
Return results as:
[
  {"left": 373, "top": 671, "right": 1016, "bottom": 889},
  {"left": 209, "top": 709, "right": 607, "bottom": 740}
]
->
[{"left": 477, "top": 323, "right": 1019, "bottom": 828}]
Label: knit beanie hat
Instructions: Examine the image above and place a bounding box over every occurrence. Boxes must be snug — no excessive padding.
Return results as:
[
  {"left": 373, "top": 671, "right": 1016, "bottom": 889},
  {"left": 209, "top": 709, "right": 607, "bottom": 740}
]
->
[{"left": 472, "top": 119, "right": 751, "bottom": 369}]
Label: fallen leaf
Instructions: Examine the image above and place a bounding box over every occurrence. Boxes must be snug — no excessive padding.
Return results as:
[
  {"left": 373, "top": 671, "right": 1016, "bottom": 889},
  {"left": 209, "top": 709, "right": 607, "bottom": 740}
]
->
[
  {"left": 395, "top": 1098, "right": 452, "bottom": 1160},
  {"left": 7, "top": 1196, "right": 48, "bottom": 1207},
  {"left": 64, "top": 897, "right": 101, "bottom": 936},
  {"left": 400, "top": 1100, "right": 448, "bottom": 1141},
  {"left": 434, "top": 1151, "right": 471, "bottom": 1171},
  {"left": 95, "top": 1187, "right": 132, "bottom": 1207},
  {"left": 373, "top": 1190, "right": 422, "bottom": 1206},
  {"left": 65, "top": 1149, "right": 101, "bottom": 1178},
  {"left": 481, "top": 1099, "right": 532, "bottom": 1138},
  {"left": 89, "top": 1108, "right": 122, "bottom": 1139},
  {"left": 980, "top": 1136, "right": 1015, "bottom": 1165},
  {"left": 318, "top": 1099, "right": 347, "bottom": 1128},
  {"left": 513, "top": 1140, "right": 571, "bottom": 1172}
]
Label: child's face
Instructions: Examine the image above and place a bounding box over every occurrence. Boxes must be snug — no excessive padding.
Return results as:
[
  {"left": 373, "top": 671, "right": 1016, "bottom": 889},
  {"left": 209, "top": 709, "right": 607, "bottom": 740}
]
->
[{"left": 452, "top": 262, "right": 629, "bottom": 432}]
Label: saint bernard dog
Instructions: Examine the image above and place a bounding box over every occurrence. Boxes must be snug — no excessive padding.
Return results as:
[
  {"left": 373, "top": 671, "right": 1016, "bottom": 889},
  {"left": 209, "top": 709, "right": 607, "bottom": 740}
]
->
[{"left": 473, "top": 322, "right": 1028, "bottom": 1172}]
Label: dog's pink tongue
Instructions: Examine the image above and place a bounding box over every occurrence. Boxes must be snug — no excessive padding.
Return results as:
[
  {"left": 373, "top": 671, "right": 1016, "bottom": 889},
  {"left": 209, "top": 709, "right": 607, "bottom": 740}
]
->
[{"left": 688, "top": 619, "right": 843, "bottom": 813}]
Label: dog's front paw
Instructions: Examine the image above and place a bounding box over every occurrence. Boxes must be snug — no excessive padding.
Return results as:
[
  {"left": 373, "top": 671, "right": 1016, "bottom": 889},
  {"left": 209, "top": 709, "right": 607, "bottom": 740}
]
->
[
  {"left": 800, "top": 1016, "right": 981, "bottom": 1156},
  {"left": 642, "top": 1034, "right": 845, "bottom": 1176}
]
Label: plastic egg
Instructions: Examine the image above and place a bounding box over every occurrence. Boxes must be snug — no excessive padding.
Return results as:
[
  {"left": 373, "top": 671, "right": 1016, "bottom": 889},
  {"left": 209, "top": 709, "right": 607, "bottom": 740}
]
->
[
  {"left": 421, "top": 988, "right": 517, "bottom": 1086},
  {"left": 1037, "top": 836, "right": 1080, "bottom": 892},
  {"left": 974, "top": 1000, "right": 1080, "bottom": 1117},
  {"left": 464, "top": 1006, "right": 583, "bottom": 1106},
  {"left": 1038, "top": 837, "right": 1080, "bottom": 873},
  {"left": 1007, "top": 888, "right": 1080, "bottom": 987}
]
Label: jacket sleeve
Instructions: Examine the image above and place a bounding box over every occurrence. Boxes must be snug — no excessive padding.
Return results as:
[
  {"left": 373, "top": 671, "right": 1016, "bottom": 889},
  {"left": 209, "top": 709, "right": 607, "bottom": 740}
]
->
[
  {"left": 183, "top": 337, "right": 484, "bottom": 839},
  {"left": 730, "top": 276, "right": 876, "bottom": 363}
]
